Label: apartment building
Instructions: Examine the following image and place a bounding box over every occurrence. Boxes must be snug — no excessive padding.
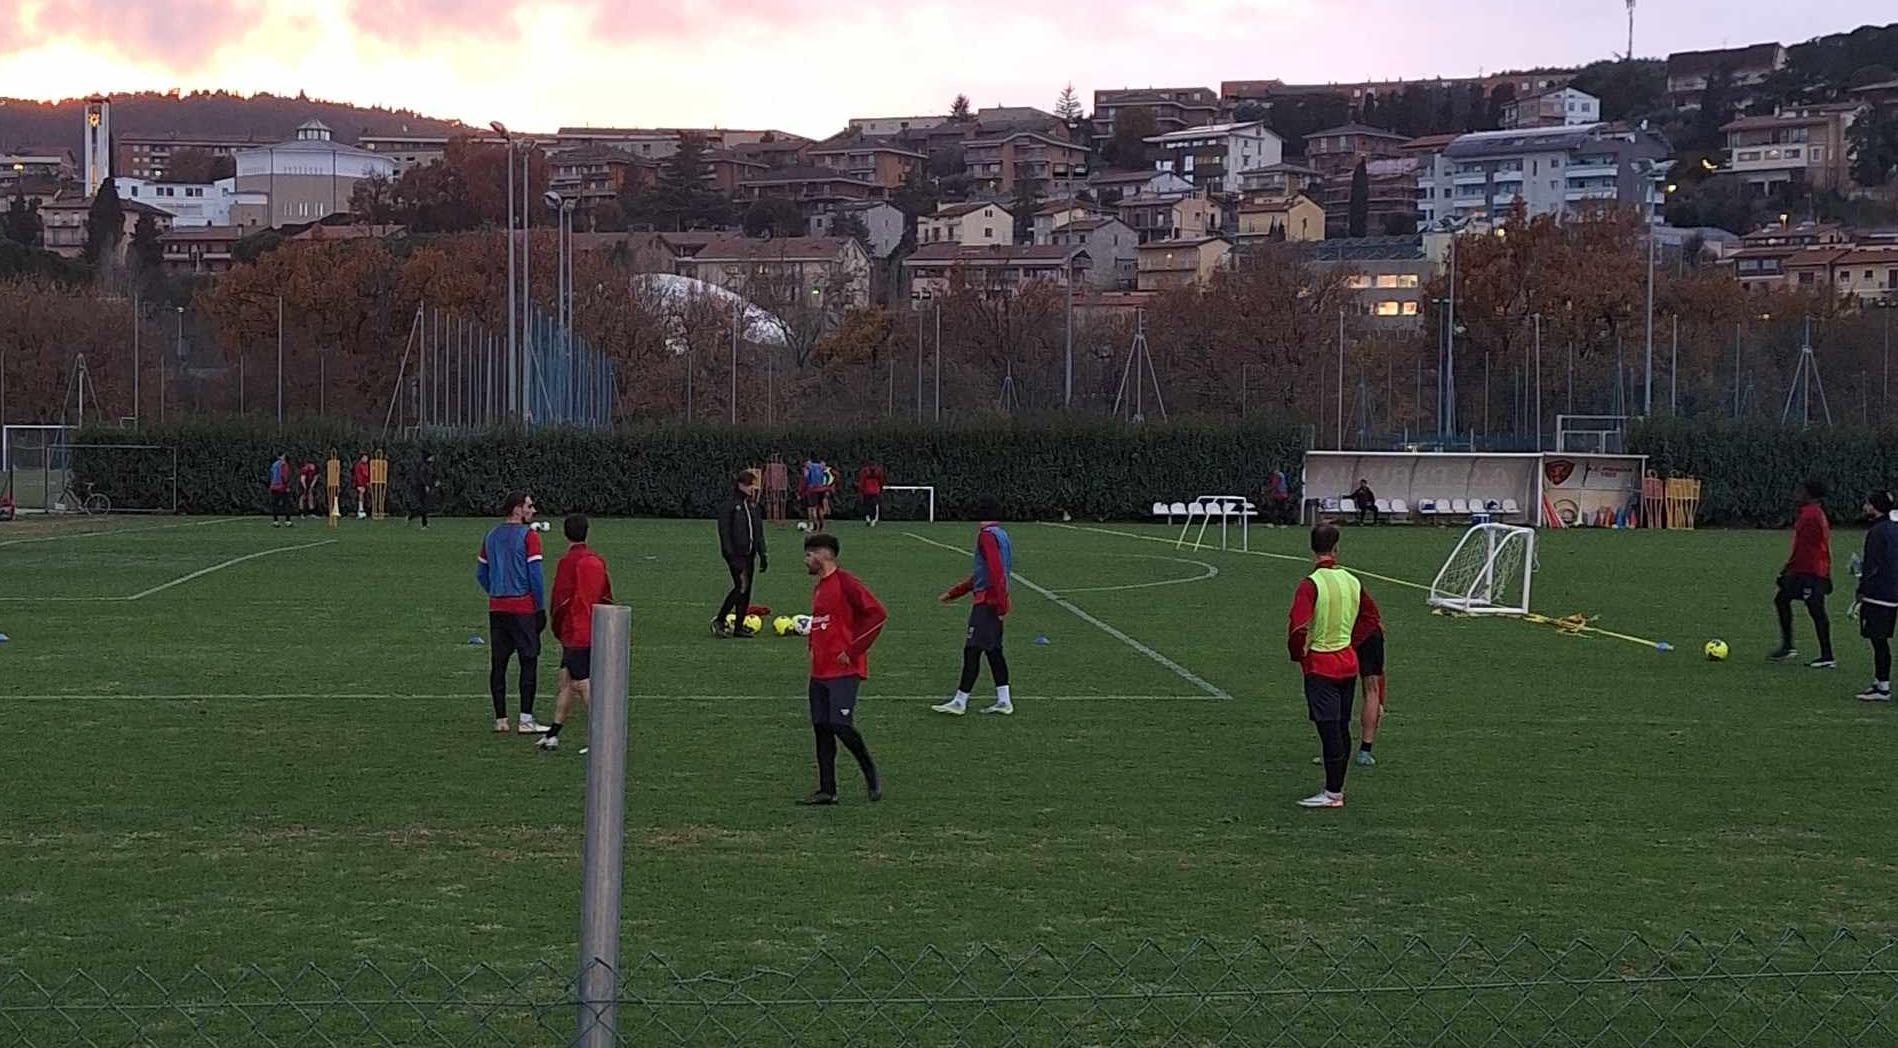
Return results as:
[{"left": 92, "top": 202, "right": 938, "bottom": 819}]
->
[
  {"left": 39, "top": 195, "right": 174, "bottom": 260},
  {"left": 1093, "top": 87, "right": 1220, "bottom": 137},
  {"left": 1302, "top": 235, "right": 1439, "bottom": 328},
  {"left": 232, "top": 120, "right": 396, "bottom": 227},
  {"left": 1412, "top": 124, "right": 1669, "bottom": 226},
  {"left": 704, "top": 150, "right": 768, "bottom": 195},
  {"left": 678, "top": 236, "right": 873, "bottom": 311},
  {"left": 1236, "top": 162, "right": 1322, "bottom": 198},
  {"left": 1086, "top": 169, "right": 1194, "bottom": 207},
  {"left": 806, "top": 137, "right": 925, "bottom": 191},
  {"left": 1723, "top": 222, "right": 1858, "bottom": 292},
  {"left": 918, "top": 201, "right": 1014, "bottom": 247},
  {"left": 117, "top": 176, "right": 267, "bottom": 228},
  {"left": 1048, "top": 218, "right": 1138, "bottom": 290},
  {"left": 1502, "top": 88, "right": 1601, "bottom": 129},
  {"left": 1143, "top": 121, "right": 1283, "bottom": 194},
  {"left": 903, "top": 243, "right": 1089, "bottom": 300},
  {"left": 808, "top": 200, "right": 906, "bottom": 259},
  {"left": 117, "top": 132, "right": 265, "bottom": 181},
  {"left": 1666, "top": 43, "right": 1786, "bottom": 110},
  {"left": 549, "top": 146, "right": 660, "bottom": 207},
  {"left": 1782, "top": 245, "right": 1898, "bottom": 304},
  {"left": 1722, "top": 104, "right": 1862, "bottom": 195},
  {"left": 737, "top": 167, "right": 881, "bottom": 213},
  {"left": 1304, "top": 123, "right": 1409, "bottom": 176},
  {"left": 1236, "top": 194, "right": 1326, "bottom": 242},
  {"left": 356, "top": 133, "right": 449, "bottom": 173},
  {"left": 1135, "top": 237, "right": 1230, "bottom": 291},
  {"left": 158, "top": 225, "right": 246, "bottom": 275},
  {"left": 963, "top": 131, "right": 1090, "bottom": 197},
  {"left": 847, "top": 115, "right": 947, "bottom": 136},
  {"left": 1118, "top": 192, "right": 1219, "bottom": 244}
]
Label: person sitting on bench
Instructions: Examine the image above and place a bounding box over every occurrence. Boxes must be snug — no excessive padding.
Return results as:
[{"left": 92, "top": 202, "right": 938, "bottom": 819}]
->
[{"left": 1351, "top": 479, "right": 1379, "bottom": 525}]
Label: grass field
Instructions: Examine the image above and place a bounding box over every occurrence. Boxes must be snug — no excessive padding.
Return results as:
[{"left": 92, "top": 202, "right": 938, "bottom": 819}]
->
[{"left": 3, "top": 510, "right": 1896, "bottom": 986}]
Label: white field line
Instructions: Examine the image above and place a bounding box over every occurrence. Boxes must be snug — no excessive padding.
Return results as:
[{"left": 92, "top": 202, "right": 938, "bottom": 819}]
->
[
  {"left": 902, "top": 531, "right": 1232, "bottom": 701},
  {"left": 0, "top": 516, "right": 247, "bottom": 549},
  {"left": 0, "top": 539, "right": 338, "bottom": 602},
  {"left": 1056, "top": 554, "right": 1219, "bottom": 594},
  {"left": 0, "top": 693, "right": 1205, "bottom": 703},
  {"left": 1044, "top": 522, "right": 1431, "bottom": 592}
]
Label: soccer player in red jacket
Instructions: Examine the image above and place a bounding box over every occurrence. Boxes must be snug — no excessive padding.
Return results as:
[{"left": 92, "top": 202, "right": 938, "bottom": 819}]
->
[
  {"left": 934, "top": 499, "right": 1014, "bottom": 716},
  {"left": 799, "top": 532, "right": 886, "bottom": 805},
  {"left": 351, "top": 453, "right": 372, "bottom": 520},
  {"left": 539, "top": 514, "right": 614, "bottom": 752},
  {"left": 857, "top": 461, "right": 886, "bottom": 527},
  {"left": 1770, "top": 478, "right": 1835, "bottom": 667}
]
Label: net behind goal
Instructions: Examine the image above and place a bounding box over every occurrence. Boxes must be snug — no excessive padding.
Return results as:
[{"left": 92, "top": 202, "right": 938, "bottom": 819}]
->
[{"left": 1428, "top": 523, "right": 1535, "bottom": 615}]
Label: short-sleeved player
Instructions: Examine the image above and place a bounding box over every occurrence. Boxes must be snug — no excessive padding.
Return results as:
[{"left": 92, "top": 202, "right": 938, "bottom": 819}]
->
[
  {"left": 539, "top": 514, "right": 614, "bottom": 751},
  {"left": 799, "top": 533, "right": 885, "bottom": 805}
]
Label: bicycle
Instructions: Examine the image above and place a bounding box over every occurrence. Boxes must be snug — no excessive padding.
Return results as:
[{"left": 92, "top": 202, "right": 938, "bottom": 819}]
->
[{"left": 57, "top": 479, "right": 110, "bottom": 516}]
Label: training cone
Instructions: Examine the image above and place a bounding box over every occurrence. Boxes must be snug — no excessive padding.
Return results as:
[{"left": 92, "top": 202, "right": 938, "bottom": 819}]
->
[
  {"left": 1655, "top": 641, "right": 1674, "bottom": 653},
  {"left": 0, "top": 633, "right": 9, "bottom": 642},
  {"left": 468, "top": 635, "right": 485, "bottom": 646},
  {"left": 1033, "top": 635, "right": 1050, "bottom": 646}
]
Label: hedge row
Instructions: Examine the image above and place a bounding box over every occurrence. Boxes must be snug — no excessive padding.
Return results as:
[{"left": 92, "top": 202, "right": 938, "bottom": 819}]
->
[
  {"left": 1630, "top": 419, "right": 1898, "bottom": 527},
  {"left": 71, "top": 419, "right": 1310, "bottom": 521}
]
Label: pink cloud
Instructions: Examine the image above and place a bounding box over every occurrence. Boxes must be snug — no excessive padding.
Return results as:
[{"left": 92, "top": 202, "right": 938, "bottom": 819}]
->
[{"left": 10, "top": 0, "right": 247, "bottom": 66}]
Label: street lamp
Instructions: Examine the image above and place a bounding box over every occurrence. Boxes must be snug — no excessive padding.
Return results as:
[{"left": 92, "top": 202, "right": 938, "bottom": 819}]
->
[{"left": 491, "top": 121, "right": 518, "bottom": 420}]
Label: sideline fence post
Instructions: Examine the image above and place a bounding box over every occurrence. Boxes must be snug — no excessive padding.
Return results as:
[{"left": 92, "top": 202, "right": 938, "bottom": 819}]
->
[{"left": 576, "top": 604, "right": 630, "bottom": 1047}]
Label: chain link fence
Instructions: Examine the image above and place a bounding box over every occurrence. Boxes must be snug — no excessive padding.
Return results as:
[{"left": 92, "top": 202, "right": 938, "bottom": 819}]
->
[{"left": 5, "top": 931, "right": 1896, "bottom": 1046}]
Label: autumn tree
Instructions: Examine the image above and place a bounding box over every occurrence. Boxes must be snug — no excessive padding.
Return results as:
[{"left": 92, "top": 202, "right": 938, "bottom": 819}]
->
[
  {"left": 349, "top": 171, "right": 397, "bottom": 224},
  {"left": 1108, "top": 106, "right": 1158, "bottom": 170},
  {"left": 742, "top": 196, "right": 806, "bottom": 238},
  {"left": 623, "top": 134, "right": 733, "bottom": 232},
  {"left": 4, "top": 191, "right": 41, "bottom": 247},
  {"left": 130, "top": 212, "right": 164, "bottom": 276},
  {"left": 392, "top": 160, "right": 478, "bottom": 232}
]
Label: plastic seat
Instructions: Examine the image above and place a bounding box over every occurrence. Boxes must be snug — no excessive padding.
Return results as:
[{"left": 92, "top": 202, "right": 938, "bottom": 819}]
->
[
  {"left": 1390, "top": 498, "right": 1410, "bottom": 518},
  {"left": 1500, "top": 498, "right": 1520, "bottom": 517},
  {"left": 1450, "top": 498, "right": 1469, "bottom": 515}
]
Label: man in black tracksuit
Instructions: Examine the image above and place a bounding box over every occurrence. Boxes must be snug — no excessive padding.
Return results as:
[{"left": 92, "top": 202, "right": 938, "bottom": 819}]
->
[
  {"left": 713, "top": 469, "right": 768, "bottom": 638},
  {"left": 1857, "top": 491, "right": 1897, "bottom": 702}
]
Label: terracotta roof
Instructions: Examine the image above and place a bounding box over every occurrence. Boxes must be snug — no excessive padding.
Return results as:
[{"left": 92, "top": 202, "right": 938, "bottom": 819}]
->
[
  {"left": 806, "top": 137, "right": 926, "bottom": 159},
  {"left": 1058, "top": 218, "right": 1128, "bottom": 233},
  {"left": 551, "top": 145, "right": 660, "bottom": 166},
  {"left": 1239, "top": 194, "right": 1321, "bottom": 213},
  {"left": 704, "top": 149, "right": 768, "bottom": 168},
  {"left": 1307, "top": 123, "right": 1409, "bottom": 141},
  {"left": 1722, "top": 109, "right": 1852, "bottom": 132},
  {"left": 1139, "top": 237, "right": 1228, "bottom": 250},
  {"left": 931, "top": 200, "right": 1010, "bottom": 219},
  {"left": 1400, "top": 133, "right": 1460, "bottom": 152},
  {"left": 963, "top": 130, "right": 1085, "bottom": 150},
  {"left": 1035, "top": 198, "right": 1093, "bottom": 216},
  {"left": 1089, "top": 170, "right": 1161, "bottom": 185},
  {"left": 905, "top": 243, "right": 1087, "bottom": 264},
  {"left": 1240, "top": 161, "right": 1323, "bottom": 176},
  {"left": 1787, "top": 245, "right": 1898, "bottom": 268},
  {"left": 290, "top": 223, "right": 405, "bottom": 241},
  {"left": 739, "top": 165, "right": 877, "bottom": 187},
  {"left": 691, "top": 236, "right": 857, "bottom": 261}
]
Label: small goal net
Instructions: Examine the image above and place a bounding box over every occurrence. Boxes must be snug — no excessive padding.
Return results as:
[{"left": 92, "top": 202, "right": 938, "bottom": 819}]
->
[{"left": 1428, "top": 523, "right": 1535, "bottom": 615}]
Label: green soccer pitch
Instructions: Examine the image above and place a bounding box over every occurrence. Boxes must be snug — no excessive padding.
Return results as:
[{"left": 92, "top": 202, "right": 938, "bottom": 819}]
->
[{"left": 2, "top": 513, "right": 1894, "bottom": 978}]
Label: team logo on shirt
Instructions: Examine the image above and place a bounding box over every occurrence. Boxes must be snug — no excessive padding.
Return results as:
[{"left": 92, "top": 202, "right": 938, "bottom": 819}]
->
[{"left": 810, "top": 614, "right": 832, "bottom": 633}]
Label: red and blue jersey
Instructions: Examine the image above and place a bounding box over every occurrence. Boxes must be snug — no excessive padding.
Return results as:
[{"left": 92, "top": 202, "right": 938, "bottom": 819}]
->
[
  {"left": 267, "top": 459, "right": 290, "bottom": 493},
  {"left": 476, "top": 524, "right": 545, "bottom": 614},
  {"left": 945, "top": 522, "right": 1012, "bottom": 615}
]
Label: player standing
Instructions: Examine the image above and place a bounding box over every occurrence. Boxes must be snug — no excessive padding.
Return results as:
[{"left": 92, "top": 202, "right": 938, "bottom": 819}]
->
[
  {"left": 1769, "top": 478, "right": 1835, "bottom": 668},
  {"left": 1286, "top": 523, "right": 1377, "bottom": 809},
  {"left": 932, "top": 500, "right": 1014, "bottom": 717},
  {"left": 408, "top": 452, "right": 438, "bottom": 529},
  {"left": 857, "top": 460, "right": 886, "bottom": 527},
  {"left": 713, "top": 469, "right": 767, "bottom": 638},
  {"left": 267, "top": 453, "right": 293, "bottom": 527},
  {"left": 477, "top": 491, "right": 550, "bottom": 734},
  {"left": 1351, "top": 592, "right": 1386, "bottom": 765},
  {"left": 297, "top": 459, "right": 319, "bottom": 519},
  {"left": 799, "top": 533, "right": 885, "bottom": 806},
  {"left": 1857, "top": 491, "right": 1896, "bottom": 701},
  {"left": 800, "top": 456, "right": 829, "bottom": 532},
  {"left": 540, "top": 514, "right": 614, "bottom": 751},
  {"left": 352, "top": 453, "right": 372, "bottom": 520}
]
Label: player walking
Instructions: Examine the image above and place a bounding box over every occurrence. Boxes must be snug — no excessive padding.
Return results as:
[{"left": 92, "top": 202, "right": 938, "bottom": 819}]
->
[
  {"left": 1856, "top": 491, "right": 1896, "bottom": 701},
  {"left": 799, "top": 533, "right": 885, "bottom": 806},
  {"left": 477, "top": 491, "right": 550, "bottom": 734},
  {"left": 267, "top": 453, "right": 293, "bottom": 527},
  {"left": 857, "top": 461, "right": 886, "bottom": 527},
  {"left": 351, "top": 453, "right": 372, "bottom": 520},
  {"left": 540, "top": 514, "right": 615, "bottom": 751},
  {"left": 933, "top": 500, "right": 1014, "bottom": 716},
  {"left": 1287, "top": 524, "right": 1378, "bottom": 809},
  {"left": 1769, "top": 478, "right": 1835, "bottom": 668},
  {"left": 713, "top": 469, "right": 768, "bottom": 638}
]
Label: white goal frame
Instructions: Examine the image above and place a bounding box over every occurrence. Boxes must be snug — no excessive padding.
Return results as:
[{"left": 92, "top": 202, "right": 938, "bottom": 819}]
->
[
  {"left": 1428, "top": 523, "right": 1536, "bottom": 616},
  {"left": 882, "top": 485, "right": 936, "bottom": 523}
]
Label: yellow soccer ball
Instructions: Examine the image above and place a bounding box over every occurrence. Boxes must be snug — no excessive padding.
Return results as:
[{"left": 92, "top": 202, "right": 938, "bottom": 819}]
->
[
  {"left": 774, "top": 616, "right": 793, "bottom": 636},
  {"left": 1704, "top": 639, "right": 1729, "bottom": 662},
  {"left": 744, "top": 614, "right": 764, "bottom": 634}
]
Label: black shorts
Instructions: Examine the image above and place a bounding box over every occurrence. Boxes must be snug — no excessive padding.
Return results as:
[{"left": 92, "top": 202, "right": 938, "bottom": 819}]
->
[
  {"left": 561, "top": 646, "right": 592, "bottom": 682},
  {"left": 862, "top": 493, "right": 881, "bottom": 515},
  {"left": 489, "top": 611, "right": 542, "bottom": 661},
  {"left": 965, "top": 604, "right": 1005, "bottom": 652},
  {"left": 808, "top": 677, "right": 861, "bottom": 728},
  {"left": 804, "top": 493, "right": 826, "bottom": 511},
  {"left": 1862, "top": 603, "right": 1897, "bottom": 641},
  {"left": 1304, "top": 674, "right": 1357, "bottom": 724},
  {"left": 1355, "top": 631, "right": 1385, "bottom": 678},
  {"left": 1779, "top": 573, "right": 1833, "bottom": 601}
]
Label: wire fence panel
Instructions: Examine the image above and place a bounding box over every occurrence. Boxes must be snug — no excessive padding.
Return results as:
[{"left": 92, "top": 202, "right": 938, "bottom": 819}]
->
[{"left": 4, "top": 932, "right": 1896, "bottom": 1046}]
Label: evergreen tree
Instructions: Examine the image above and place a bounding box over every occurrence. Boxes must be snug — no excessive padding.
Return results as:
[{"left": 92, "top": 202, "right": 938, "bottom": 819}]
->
[
  {"left": 1055, "top": 84, "right": 1083, "bottom": 123},
  {"left": 1347, "top": 160, "right": 1370, "bottom": 239},
  {"left": 1691, "top": 67, "right": 1737, "bottom": 151},
  {"left": 82, "top": 177, "right": 125, "bottom": 270},
  {"left": 1849, "top": 107, "right": 1898, "bottom": 187},
  {"left": 4, "top": 191, "right": 42, "bottom": 247},
  {"left": 951, "top": 94, "right": 973, "bottom": 121},
  {"left": 130, "top": 212, "right": 163, "bottom": 274}
]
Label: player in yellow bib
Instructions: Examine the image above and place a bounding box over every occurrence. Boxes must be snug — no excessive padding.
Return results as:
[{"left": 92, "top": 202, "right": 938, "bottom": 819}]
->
[{"left": 1286, "top": 523, "right": 1379, "bottom": 809}]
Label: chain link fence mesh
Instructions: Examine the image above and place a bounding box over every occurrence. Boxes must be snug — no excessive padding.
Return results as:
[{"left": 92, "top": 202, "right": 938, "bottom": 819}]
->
[{"left": 5, "top": 931, "right": 1896, "bottom": 1046}]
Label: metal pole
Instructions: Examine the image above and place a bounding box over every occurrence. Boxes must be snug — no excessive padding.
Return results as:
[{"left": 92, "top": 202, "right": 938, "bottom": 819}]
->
[
  {"left": 1335, "top": 308, "right": 1345, "bottom": 449},
  {"left": 1670, "top": 315, "right": 1678, "bottom": 415},
  {"left": 915, "top": 310, "right": 923, "bottom": 422},
  {"left": 238, "top": 347, "right": 244, "bottom": 414},
  {"left": 1734, "top": 323, "right": 1742, "bottom": 419},
  {"left": 575, "top": 603, "right": 631, "bottom": 1048},
  {"left": 1533, "top": 314, "right": 1542, "bottom": 450},
  {"left": 730, "top": 293, "right": 739, "bottom": 425},
  {"left": 505, "top": 139, "right": 516, "bottom": 420},
  {"left": 522, "top": 147, "right": 531, "bottom": 424},
  {"left": 1064, "top": 262, "right": 1073, "bottom": 408},
  {"left": 276, "top": 296, "right": 284, "bottom": 425},
  {"left": 1445, "top": 234, "right": 1456, "bottom": 437},
  {"left": 131, "top": 294, "right": 140, "bottom": 425},
  {"left": 1643, "top": 230, "right": 1654, "bottom": 415},
  {"left": 934, "top": 303, "right": 941, "bottom": 422}
]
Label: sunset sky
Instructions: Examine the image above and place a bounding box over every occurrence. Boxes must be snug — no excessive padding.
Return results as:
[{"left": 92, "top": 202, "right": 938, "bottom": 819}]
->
[{"left": 0, "top": 1, "right": 1880, "bottom": 137}]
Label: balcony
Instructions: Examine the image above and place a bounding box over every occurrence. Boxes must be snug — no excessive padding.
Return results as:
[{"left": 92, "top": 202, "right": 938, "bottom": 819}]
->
[{"left": 1564, "top": 163, "right": 1615, "bottom": 179}]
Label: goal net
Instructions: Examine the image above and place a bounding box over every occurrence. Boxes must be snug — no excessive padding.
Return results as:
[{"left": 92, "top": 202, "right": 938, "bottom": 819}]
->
[
  {"left": 1428, "top": 523, "right": 1535, "bottom": 615},
  {"left": 874, "top": 485, "right": 937, "bottom": 523}
]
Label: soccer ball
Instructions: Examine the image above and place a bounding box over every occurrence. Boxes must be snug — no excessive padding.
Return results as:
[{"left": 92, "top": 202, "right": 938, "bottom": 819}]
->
[
  {"left": 743, "top": 614, "right": 764, "bottom": 634},
  {"left": 530, "top": 521, "right": 551, "bottom": 532},
  {"left": 796, "top": 521, "right": 811, "bottom": 532},
  {"left": 792, "top": 614, "right": 813, "bottom": 636},
  {"left": 773, "top": 616, "right": 794, "bottom": 636},
  {"left": 1704, "top": 639, "right": 1730, "bottom": 662}
]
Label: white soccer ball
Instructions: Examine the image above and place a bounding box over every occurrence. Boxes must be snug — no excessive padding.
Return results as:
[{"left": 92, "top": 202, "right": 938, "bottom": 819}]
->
[{"left": 796, "top": 521, "right": 810, "bottom": 532}]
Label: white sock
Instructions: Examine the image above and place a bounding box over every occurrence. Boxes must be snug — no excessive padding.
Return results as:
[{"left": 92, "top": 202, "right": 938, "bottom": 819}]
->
[
  {"left": 995, "top": 686, "right": 1012, "bottom": 707},
  {"left": 951, "top": 691, "right": 969, "bottom": 707},
  {"left": 519, "top": 712, "right": 533, "bottom": 723}
]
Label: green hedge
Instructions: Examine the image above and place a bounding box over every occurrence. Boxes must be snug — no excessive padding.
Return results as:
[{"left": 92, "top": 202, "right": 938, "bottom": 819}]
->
[
  {"left": 1631, "top": 418, "right": 1898, "bottom": 527},
  {"left": 72, "top": 418, "right": 1309, "bottom": 521}
]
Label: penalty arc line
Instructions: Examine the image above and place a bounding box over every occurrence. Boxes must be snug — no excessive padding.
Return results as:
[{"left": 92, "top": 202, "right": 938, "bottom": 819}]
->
[
  {"left": 902, "top": 531, "right": 1233, "bottom": 701},
  {"left": 124, "top": 539, "right": 339, "bottom": 601},
  {"left": 1055, "top": 554, "right": 1219, "bottom": 595}
]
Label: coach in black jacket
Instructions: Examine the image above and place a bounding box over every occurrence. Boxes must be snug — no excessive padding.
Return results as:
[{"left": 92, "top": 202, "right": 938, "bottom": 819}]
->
[
  {"left": 1857, "top": 491, "right": 1898, "bottom": 700},
  {"left": 713, "top": 469, "right": 768, "bottom": 638}
]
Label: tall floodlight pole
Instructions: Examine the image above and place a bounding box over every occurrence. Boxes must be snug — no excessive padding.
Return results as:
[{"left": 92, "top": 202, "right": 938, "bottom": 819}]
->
[
  {"left": 1445, "top": 231, "right": 1458, "bottom": 438},
  {"left": 1644, "top": 227, "right": 1656, "bottom": 415},
  {"left": 276, "top": 295, "right": 284, "bottom": 425},
  {"left": 1533, "top": 313, "right": 1543, "bottom": 450},
  {"left": 1336, "top": 308, "right": 1345, "bottom": 449},
  {"left": 521, "top": 143, "right": 532, "bottom": 424},
  {"left": 131, "top": 293, "right": 140, "bottom": 425},
  {"left": 492, "top": 121, "right": 517, "bottom": 421},
  {"left": 1064, "top": 256, "right": 1074, "bottom": 408}
]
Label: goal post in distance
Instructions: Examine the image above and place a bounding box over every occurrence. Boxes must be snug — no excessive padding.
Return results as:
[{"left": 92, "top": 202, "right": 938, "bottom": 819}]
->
[
  {"left": 1428, "top": 523, "right": 1535, "bottom": 616},
  {"left": 877, "top": 485, "right": 937, "bottom": 522}
]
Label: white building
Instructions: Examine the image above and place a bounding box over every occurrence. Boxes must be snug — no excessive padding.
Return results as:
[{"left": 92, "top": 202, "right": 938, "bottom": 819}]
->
[
  {"left": 1413, "top": 124, "right": 1670, "bottom": 227},
  {"left": 1502, "top": 88, "right": 1601, "bottom": 129},
  {"left": 1144, "top": 121, "right": 1283, "bottom": 194},
  {"left": 116, "top": 176, "right": 267, "bottom": 228},
  {"left": 83, "top": 95, "right": 110, "bottom": 197},
  {"left": 918, "top": 201, "right": 1015, "bottom": 247}
]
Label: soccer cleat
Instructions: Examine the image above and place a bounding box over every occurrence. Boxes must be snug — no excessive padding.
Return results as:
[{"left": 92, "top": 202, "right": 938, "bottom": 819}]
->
[
  {"left": 1809, "top": 658, "right": 1838, "bottom": 669},
  {"left": 537, "top": 734, "right": 559, "bottom": 751},
  {"left": 1356, "top": 751, "right": 1377, "bottom": 767},
  {"left": 1857, "top": 685, "right": 1893, "bottom": 702},
  {"left": 979, "top": 702, "right": 1013, "bottom": 716},
  {"left": 493, "top": 718, "right": 510, "bottom": 734},
  {"left": 732, "top": 626, "right": 757, "bottom": 639},
  {"left": 1297, "top": 791, "right": 1345, "bottom": 809},
  {"left": 1767, "top": 647, "right": 1798, "bottom": 662},
  {"left": 517, "top": 717, "right": 551, "bottom": 734},
  {"left": 930, "top": 700, "right": 967, "bottom": 716},
  {"left": 868, "top": 782, "right": 882, "bottom": 803},
  {"left": 796, "top": 791, "right": 838, "bottom": 806},
  {"left": 710, "top": 619, "right": 731, "bottom": 639}
]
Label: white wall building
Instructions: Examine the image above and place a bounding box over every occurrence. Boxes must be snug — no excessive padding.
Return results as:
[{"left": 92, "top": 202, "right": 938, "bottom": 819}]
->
[
  {"left": 1502, "top": 88, "right": 1601, "bottom": 129},
  {"left": 1144, "top": 121, "right": 1283, "bottom": 194},
  {"left": 234, "top": 120, "right": 396, "bottom": 227},
  {"left": 1413, "top": 124, "right": 1669, "bottom": 227},
  {"left": 117, "top": 176, "right": 268, "bottom": 228}
]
